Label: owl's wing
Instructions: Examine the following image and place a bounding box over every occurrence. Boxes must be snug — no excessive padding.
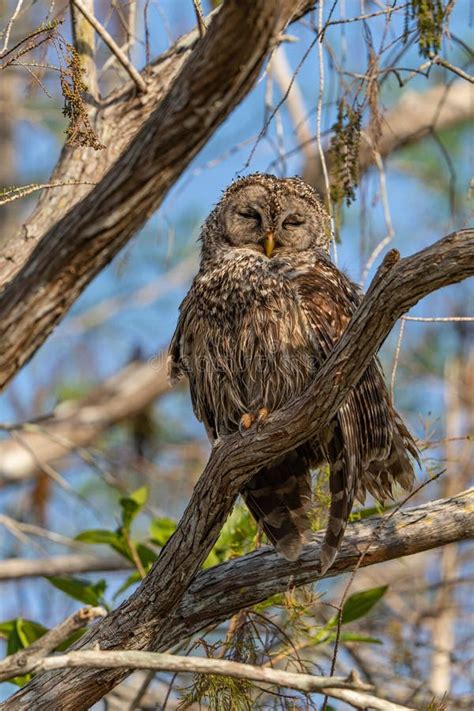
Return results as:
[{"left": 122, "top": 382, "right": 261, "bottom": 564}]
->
[
  {"left": 294, "top": 257, "right": 416, "bottom": 571},
  {"left": 167, "top": 292, "right": 217, "bottom": 441}
]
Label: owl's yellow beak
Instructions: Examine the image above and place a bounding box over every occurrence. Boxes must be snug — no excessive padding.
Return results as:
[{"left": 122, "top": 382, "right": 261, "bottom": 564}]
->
[{"left": 264, "top": 231, "right": 275, "bottom": 258}]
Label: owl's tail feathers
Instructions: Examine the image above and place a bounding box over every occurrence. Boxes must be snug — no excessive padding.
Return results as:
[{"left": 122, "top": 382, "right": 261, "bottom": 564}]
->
[
  {"left": 243, "top": 452, "right": 312, "bottom": 562},
  {"left": 320, "top": 408, "right": 359, "bottom": 576},
  {"left": 357, "top": 412, "right": 420, "bottom": 504}
]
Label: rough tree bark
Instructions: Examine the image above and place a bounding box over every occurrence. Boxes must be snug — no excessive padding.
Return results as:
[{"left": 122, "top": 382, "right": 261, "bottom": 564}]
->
[{"left": 3, "top": 229, "right": 473, "bottom": 709}]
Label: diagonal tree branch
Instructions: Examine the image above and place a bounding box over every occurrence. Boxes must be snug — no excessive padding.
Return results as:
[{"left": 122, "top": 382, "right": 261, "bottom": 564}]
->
[
  {"left": 0, "top": 358, "right": 169, "bottom": 484},
  {"left": 171, "top": 489, "right": 473, "bottom": 646},
  {"left": 4, "top": 228, "right": 473, "bottom": 710},
  {"left": 2, "top": 649, "right": 418, "bottom": 710}
]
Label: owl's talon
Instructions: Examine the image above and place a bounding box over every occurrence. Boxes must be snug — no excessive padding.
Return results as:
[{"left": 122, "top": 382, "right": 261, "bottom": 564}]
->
[
  {"left": 239, "top": 408, "right": 269, "bottom": 435},
  {"left": 256, "top": 407, "right": 270, "bottom": 430},
  {"left": 239, "top": 412, "right": 256, "bottom": 434}
]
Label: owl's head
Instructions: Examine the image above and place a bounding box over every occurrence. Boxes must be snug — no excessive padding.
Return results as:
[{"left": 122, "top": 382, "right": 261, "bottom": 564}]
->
[{"left": 201, "top": 173, "right": 331, "bottom": 261}]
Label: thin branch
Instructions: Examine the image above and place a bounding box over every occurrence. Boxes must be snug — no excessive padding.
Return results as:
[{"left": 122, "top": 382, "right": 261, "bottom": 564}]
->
[
  {"left": 0, "top": 554, "right": 130, "bottom": 581},
  {"left": 191, "top": 0, "right": 207, "bottom": 37},
  {"left": 71, "top": 0, "right": 146, "bottom": 93},
  {"left": 2, "top": 649, "right": 374, "bottom": 693},
  {"left": 0, "top": 607, "right": 106, "bottom": 683},
  {"left": 0, "top": 181, "right": 97, "bottom": 206},
  {"left": 402, "top": 315, "right": 474, "bottom": 322},
  {"left": 429, "top": 52, "right": 474, "bottom": 83},
  {"left": 0, "top": 0, "right": 25, "bottom": 55}
]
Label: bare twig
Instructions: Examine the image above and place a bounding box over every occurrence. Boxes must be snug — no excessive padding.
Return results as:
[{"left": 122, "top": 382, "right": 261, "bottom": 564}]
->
[
  {"left": 71, "top": 0, "right": 146, "bottom": 92},
  {"left": 191, "top": 0, "right": 207, "bottom": 37},
  {"left": 391, "top": 318, "right": 406, "bottom": 402},
  {"left": 0, "top": 181, "right": 97, "bottom": 206},
  {"left": 429, "top": 53, "right": 474, "bottom": 83},
  {"left": 0, "top": 0, "right": 25, "bottom": 55},
  {"left": 0, "top": 607, "right": 106, "bottom": 683},
  {"left": 0, "top": 648, "right": 417, "bottom": 710}
]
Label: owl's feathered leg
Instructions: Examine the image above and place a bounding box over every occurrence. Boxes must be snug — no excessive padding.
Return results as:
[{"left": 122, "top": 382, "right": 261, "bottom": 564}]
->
[
  {"left": 320, "top": 404, "right": 360, "bottom": 574},
  {"left": 243, "top": 450, "right": 312, "bottom": 561}
]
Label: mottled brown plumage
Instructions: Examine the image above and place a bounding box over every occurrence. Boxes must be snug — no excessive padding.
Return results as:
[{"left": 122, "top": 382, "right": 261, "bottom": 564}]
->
[{"left": 168, "top": 173, "right": 418, "bottom": 571}]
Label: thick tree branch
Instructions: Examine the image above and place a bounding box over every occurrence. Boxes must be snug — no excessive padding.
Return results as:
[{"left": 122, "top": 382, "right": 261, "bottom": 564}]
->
[
  {"left": 0, "top": 358, "right": 169, "bottom": 484},
  {"left": 171, "top": 490, "right": 473, "bottom": 644},
  {"left": 2, "top": 491, "right": 471, "bottom": 709},
  {"left": 4, "top": 229, "right": 473, "bottom": 710},
  {"left": 304, "top": 80, "right": 474, "bottom": 192}
]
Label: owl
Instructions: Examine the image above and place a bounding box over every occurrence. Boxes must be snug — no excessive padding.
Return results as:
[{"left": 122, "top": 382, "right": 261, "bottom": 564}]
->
[{"left": 168, "top": 173, "right": 418, "bottom": 572}]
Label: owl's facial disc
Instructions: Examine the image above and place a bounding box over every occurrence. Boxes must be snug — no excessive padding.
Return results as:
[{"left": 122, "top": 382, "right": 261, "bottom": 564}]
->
[{"left": 220, "top": 180, "right": 327, "bottom": 257}]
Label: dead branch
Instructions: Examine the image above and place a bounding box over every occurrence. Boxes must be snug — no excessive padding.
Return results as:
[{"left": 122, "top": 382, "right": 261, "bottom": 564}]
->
[
  {"left": 0, "top": 649, "right": 373, "bottom": 694},
  {"left": 304, "top": 80, "right": 474, "bottom": 192},
  {"left": 4, "top": 228, "right": 474, "bottom": 710},
  {"left": 0, "top": 606, "right": 106, "bottom": 683},
  {"left": 1, "top": 644, "right": 419, "bottom": 709}
]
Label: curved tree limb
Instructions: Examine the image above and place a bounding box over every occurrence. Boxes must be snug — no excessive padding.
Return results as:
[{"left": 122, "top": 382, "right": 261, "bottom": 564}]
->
[{"left": 4, "top": 228, "right": 473, "bottom": 709}]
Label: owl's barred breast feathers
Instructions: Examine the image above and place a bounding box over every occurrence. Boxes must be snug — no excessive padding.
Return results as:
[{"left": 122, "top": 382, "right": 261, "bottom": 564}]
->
[{"left": 168, "top": 173, "right": 418, "bottom": 572}]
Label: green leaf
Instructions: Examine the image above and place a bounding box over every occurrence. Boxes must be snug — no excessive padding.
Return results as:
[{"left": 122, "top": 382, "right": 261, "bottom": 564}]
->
[
  {"left": 325, "top": 631, "right": 382, "bottom": 645},
  {"left": 75, "top": 528, "right": 133, "bottom": 562},
  {"left": 46, "top": 576, "right": 107, "bottom": 607},
  {"left": 0, "top": 618, "right": 49, "bottom": 686},
  {"left": 75, "top": 529, "right": 121, "bottom": 546},
  {"left": 119, "top": 486, "right": 149, "bottom": 533},
  {"left": 0, "top": 620, "right": 15, "bottom": 639},
  {"left": 135, "top": 543, "right": 157, "bottom": 569},
  {"left": 15, "top": 619, "right": 48, "bottom": 649},
  {"left": 328, "top": 586, "right": 388, "bottom": 627},
  {"left": 149, "top": 517, "right": 176, "bottom": 547}
]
